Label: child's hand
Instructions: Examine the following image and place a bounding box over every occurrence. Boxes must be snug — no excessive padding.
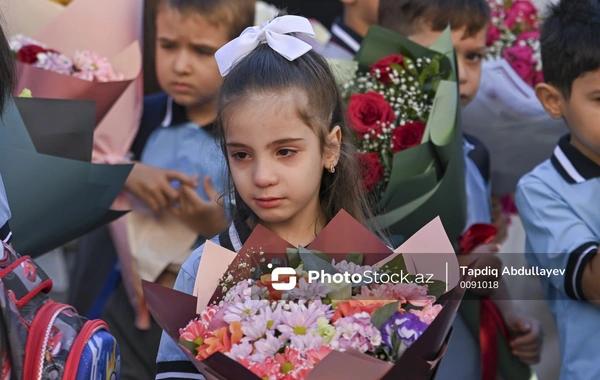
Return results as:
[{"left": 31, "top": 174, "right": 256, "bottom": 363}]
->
[
  {"left": 506, "top": 316, "right": 543, "bottom": 365},
  {"left": 124, "top": 163, "right": 197, "bottom": 213},
  {"left": 169, "top": 176, "right": 229, "bottom": 238}
]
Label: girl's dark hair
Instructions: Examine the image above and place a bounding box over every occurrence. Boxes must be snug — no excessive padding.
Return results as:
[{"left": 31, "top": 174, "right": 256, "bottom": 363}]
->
[
  {"left": 216, "top": 43, "right": 375, "bottom": 229},
  {"left": 0, "top": 20, "right": 15, "bottom": 113}
]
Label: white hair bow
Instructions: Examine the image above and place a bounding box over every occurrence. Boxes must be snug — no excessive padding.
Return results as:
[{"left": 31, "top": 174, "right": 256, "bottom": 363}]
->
[{"left": 215, "top": 15, "right": 316, "bottom": 76}]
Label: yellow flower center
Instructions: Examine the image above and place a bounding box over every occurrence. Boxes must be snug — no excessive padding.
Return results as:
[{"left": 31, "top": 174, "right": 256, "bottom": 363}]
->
[
  {"left": 267, "top": 320, "right": 274, "bottom": 330},
  {"left": 281, "top": 362, "right": 293, "bottom": 374},
  {"left": 293, "top": 326, "right": 307, "bottom": 335},
  {"left": 193, "top": 337, "right": 203, "bottom": 346},
  {"left": 244, "top": 309, "right": 251, "bottom": 314}
]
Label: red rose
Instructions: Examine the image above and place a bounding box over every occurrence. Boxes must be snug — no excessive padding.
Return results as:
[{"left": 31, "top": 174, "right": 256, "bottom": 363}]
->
[
  {"left": 347, "top": 92, "right": 395, "bottom": 138},
  {"left": 357, "top": 152, "right": 384, "bottom": 193},
  {"left": 503, "top": 45, "right": 536, "bottom": 87},
  {"left": 504, "top": 0, "right": 538, "bottom": 29},
  {"left": 17, "top": 44, "right": 49, "bottom": 64},
  {"left": 391, "top": 121, "right": 426, "bottom": 153},
  {"left": 369, "top": 54, "right": 404, "bottom": 84},
  {"left": 458, "top": 224, "right": 498, "bottom": 254}
]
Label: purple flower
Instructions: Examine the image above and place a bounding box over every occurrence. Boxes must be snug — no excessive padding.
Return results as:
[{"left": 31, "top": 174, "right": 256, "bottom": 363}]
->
[
  {"left": 381, "top": 312, "right": 428, "bottom": 349},
  {"left": 329, "top": 312, "right": 382, "bottom": 353}
]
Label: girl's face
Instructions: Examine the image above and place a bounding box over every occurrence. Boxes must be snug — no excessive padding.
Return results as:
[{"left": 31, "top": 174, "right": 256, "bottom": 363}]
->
[{"left": 224, "top": 92, "right": 341, "bottom": 234}]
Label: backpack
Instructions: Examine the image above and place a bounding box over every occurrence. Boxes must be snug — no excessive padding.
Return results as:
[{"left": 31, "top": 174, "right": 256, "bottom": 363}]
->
[{"left": 0, "top": 242, "right": 120, "bottom": 380}]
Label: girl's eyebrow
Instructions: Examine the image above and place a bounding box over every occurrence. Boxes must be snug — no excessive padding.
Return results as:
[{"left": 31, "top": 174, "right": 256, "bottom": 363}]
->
[{"left": 226, "top": 138, "right": 304, "bottom": 149}]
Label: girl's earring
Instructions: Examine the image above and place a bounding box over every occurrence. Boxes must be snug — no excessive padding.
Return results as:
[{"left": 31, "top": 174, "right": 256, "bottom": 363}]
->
[{"left": 329, "top": 164, "right": 336, "bottom": 174}]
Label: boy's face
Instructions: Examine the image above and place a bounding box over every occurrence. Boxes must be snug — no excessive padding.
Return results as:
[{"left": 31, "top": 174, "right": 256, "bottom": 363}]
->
[
  {"left": 541, "top": 71, "right": 600, "bottom": 158},
  {"left": 155, "top": 8, "right": 230, "bottom": 108},
  {"left": 407, "top": 24, "right": 488, "bottom": 107},
  {"left": 341, "top": 0, "right": 379, "bottom": 28}
]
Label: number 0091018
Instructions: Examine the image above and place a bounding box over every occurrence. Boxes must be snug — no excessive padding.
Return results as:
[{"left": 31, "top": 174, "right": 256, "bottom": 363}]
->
[{"left": 459, "top": 280, "right": 499, "bottom": 290}]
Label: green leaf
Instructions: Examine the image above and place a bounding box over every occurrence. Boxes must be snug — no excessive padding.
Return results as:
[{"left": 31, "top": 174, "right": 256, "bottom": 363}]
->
[
  {"left": 286, "top": 248, "right": 301, "bottom": 269},
  {"left": 371, "top": 301, "right": 400, "bottom": 330},
  {"left": 345, "top": 253, "right": 364, "bottom": 265},
  {"left": 299, "top": 247, "right": 337, "bottom": 274},
  {"left": 309, "top": 249, "right": 334, "bottom": 263},
  {"left": 178, "top": 340, "right": 199, "bottom": 354},
  {"left": 381, "top": 254, "right": 408, "bottom": 275}
]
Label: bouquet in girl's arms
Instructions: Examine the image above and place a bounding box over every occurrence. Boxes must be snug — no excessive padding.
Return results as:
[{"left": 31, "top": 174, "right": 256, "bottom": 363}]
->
[
  {"left": 143, "top": 210, "right": 470, "bottom": 380},
  {"left": 338, "top": 26, "right": 466, "bottom": 243},
  {"left": 10, "top": 35, "right": 124, "bottom": 82},
  {"left": 485, "top": 0, "right": 542, "bottom": 87}
]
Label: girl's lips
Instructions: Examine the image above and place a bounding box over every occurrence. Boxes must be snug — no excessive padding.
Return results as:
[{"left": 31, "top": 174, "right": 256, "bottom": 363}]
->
[{"left": 255, "top": 198, "right": 283, "bottom": 209}]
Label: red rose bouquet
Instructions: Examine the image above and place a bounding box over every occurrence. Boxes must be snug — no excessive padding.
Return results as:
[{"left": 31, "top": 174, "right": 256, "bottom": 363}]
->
[
  {"left": 343, "top": 52, "right": 446, "bottom": 199},
  {"left": 486, "top": 0, "right": 543, "bottom": 87}
]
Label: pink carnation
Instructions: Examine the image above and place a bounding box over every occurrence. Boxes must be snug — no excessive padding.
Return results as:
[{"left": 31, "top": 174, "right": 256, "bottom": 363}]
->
[
  {"left": 359, "top": 282, "right": 435, "bottom": 307},
  {"left": 486, "top": 24, "right": 502, "bottom": 46},
  {"left": 179, "top": 319, "right": 209, "bottom": 344},
  {"left": 503, "top": 45, "right": 537, "bottom": 87},
  {"left": 410, "top": 304, "right": 443, "bottom": 325}
]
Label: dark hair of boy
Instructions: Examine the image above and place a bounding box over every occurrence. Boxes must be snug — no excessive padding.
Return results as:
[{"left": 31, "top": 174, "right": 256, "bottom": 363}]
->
[
  {"left": 157, "top": 0, "right": 255, "bottom": 40},
  {"left": 378, "top": 0, "right": 490, "bottom": 38},
  {"left": 216, "top": 44, "right": 377, "bottom": 229},
  {"left": 0, "top": 20, "right": 15, "bottom": 114},
  {"left": 540, "top": 0, "right": 600, "bottom": 98}
]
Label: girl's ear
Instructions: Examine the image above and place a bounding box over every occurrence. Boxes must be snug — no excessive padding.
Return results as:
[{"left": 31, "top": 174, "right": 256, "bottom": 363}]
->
[
  {"left": 535, "top": 83, "right": 564, "bottom": 119},
  {"left": 324, "top": 125, "right": 342, "bottom": 169}
]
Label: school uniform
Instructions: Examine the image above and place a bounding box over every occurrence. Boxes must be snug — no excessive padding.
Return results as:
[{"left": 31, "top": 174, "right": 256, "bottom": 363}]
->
[
  {"left": 435, "top": 134, "right": 491, "bottom": 380},
  {"left": 516, "top": 134, "right": 600, "bottom": 380},
  {"left": 72, "top": 93, "right": 227, "bottom": 380},
  {"left": 156, "top": 214, "right": 252, "bottom": 379},
  {"left": 321, "top": 17, "right": 362, "bottom": 61}
]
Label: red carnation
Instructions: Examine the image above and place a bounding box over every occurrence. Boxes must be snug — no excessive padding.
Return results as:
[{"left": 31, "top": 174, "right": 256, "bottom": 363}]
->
[
  {"left": 17, "top": 45, "right": 49, "bottom": 64},
  {"left": 391, "top": 121, "right": 426, "bottom": 153},
  {"left": 347, "top": 92, "right": 395, "bottom": 138},
  {"left": 370, "top": 54, "right": 404, "bottom": 84},
  {"left": 358, "top": 152, "right": 384, "bottom": 193}
]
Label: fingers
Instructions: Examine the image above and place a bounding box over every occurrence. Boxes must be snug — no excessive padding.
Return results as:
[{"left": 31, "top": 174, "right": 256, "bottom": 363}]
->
[
  {"left": 513, "top": 351, "right": 541, "bottom": 365},
  {"left": 166, "top": 170, "right": 197, "bottom": 188},
  {"left": 202, "top": 176, "right": 219, "bottom": 201}
]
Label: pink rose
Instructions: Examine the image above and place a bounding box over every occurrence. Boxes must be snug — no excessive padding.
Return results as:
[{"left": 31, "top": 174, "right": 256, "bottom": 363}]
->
[
  {"left": 504, "top": 0, "right": 538, "bottom": 29},
  {"left": 503, "top": 45, "right": 536, "bottom": 87},
  {"left": 347, "top": 92, "right": 395, "bottom": 138},
  {"left": 516, "top": 30, "right": 540, "bottom": 44},
  {"left": 486, "top": 24, "right": 502, "bottom": 46}
]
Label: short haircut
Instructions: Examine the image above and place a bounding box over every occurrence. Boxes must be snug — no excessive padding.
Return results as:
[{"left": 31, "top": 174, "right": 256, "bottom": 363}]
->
[
  {"left": 540, "top": 0, "right": 600, "bottom": 98},
  {"left": 0, "top": 20, "right": 15, "bottom": 113},
  {"left": 378, "top": 0, "right": 490, "bottom": 38},
  {"left": 157, "top": 0, "right": 255, "bottom": 40}
]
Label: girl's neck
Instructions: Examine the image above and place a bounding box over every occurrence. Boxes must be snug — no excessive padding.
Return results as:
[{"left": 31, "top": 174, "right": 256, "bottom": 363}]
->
[
  {"left": 185, "top": 99, "right": 217, "bottom": 127},
  {"left": 259, "top": 211, "right": 326, "bottom": 247}
]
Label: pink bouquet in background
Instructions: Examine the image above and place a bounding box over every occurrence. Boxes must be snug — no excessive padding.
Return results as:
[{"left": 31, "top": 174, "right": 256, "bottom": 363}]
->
[
  {"left": 10, "top": 35, "right": 124, "bottom": 82},
  {"left": 486, "top": 0, "right": 543, "bottom": 87}
]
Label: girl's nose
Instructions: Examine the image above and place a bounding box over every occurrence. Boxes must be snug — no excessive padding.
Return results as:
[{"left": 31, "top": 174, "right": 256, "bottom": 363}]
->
[{"left": 253, "top": 159, "right": 278, "bottom": 188}]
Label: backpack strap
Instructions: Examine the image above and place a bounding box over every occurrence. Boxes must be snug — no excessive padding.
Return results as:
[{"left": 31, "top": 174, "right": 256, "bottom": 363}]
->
[{"left": 0, "top": 244, "right": 52, "bottom": 308}]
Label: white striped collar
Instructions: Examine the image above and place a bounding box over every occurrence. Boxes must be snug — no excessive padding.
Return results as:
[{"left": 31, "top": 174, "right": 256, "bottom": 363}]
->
[{"left": 551, "top": 134, "right": 600, "bottom": 184}]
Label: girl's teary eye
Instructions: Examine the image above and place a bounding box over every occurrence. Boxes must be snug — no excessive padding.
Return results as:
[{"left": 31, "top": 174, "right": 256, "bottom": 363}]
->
[
  {"left": 231, "top": 152, "right": 250, "bottom": 160},
  {"left": 467, "top": 53, "right": 483, "bottom": 62},
  {"left": 277, "top": 149, "right": 296, "bottom": 157}
]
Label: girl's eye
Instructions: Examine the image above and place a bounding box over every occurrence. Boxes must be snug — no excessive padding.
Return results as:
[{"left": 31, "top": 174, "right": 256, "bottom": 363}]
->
[
  {"left": 277, "top": 149, "right": 296, "bottom": 157},
  {"left": 231, "top": 152, "right": 249, "bottom": 160}
]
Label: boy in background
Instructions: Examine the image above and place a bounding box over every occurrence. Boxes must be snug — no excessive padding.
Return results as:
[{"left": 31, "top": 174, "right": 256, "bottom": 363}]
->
[
  {"left": 322, "top": 0, "right": 379, "bottom": 60},
  {"left": 73, "top": 1, "right": 255, "bottom": 378},
  {"left": 516, "top": 0, "right": 600, "bottom": 378},
  {"left": 379, "top": 1, "right": 541, "bottom": 378}
]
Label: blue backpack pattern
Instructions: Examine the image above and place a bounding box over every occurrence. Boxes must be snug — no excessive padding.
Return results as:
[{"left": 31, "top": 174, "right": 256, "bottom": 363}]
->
[{"left": 0, "top": 242, "right": 120, "bottom": 379}]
